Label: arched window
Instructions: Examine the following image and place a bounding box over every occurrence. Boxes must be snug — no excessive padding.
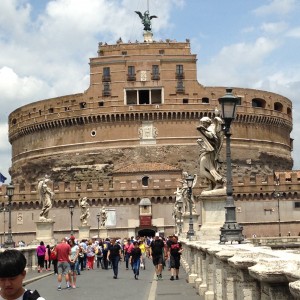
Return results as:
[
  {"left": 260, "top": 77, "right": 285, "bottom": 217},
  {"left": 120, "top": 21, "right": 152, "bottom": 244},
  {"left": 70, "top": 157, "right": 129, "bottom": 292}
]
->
[
  {"left": 142, "top": 176, "right": 149, "bottom": 187},
  {"left": 274, "top": 102, "right": 283, "bottom": 112},
  {"left": 252, "top": 98, "right": 266, "bottom": 108}
]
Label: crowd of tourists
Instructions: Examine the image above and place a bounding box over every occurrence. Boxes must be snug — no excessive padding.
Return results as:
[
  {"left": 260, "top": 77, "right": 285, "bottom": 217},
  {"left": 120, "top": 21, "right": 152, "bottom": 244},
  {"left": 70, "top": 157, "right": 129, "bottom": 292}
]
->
[{"left": 35, "top": 233, "right": 183, "bottom": 291}]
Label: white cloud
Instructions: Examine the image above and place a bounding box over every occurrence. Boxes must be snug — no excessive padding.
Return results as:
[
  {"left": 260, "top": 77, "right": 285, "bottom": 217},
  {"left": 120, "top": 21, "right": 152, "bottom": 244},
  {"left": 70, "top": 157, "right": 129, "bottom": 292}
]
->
[
  {"left": 286, "top": 27, "right": 300, "bottom": 38},
  {"left": 254, "top": 0, "right": 297, "bottom": 16},
  {"left": 199, "top": 37, "right": 280, "bottom": 87},
  {"left": 260, "top": 21, "right": 288, "bottom": 34}
]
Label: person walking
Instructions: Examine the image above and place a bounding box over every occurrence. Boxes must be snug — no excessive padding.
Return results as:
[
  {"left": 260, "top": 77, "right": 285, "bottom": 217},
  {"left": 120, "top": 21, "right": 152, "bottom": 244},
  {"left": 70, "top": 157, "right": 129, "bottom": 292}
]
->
[
  {"left": 124, "top": 238, "right": 134, "bottom": 270},
  {"left": 129, "top": 241, "right": 142, "bottom": 280},
  {"left": 45, "top": 245, "right": 51, "bottom": 271},
  {"left": 107, "top": 238, "right": 122, "bottom": 279},
  {"left": 36, "top": 241, "right": 46, "bottom": 273},
  {"left": 139, "top": 238, "right": 148, "bottom": 270},
  {"left": 102, "top": 238, "right": 111, "bottom": 270},
  {"left": 86, "top": 240, "right": 95, "bottom": 270},
  {"left": 56, "top": 237, "right": 71, "bottom": 291},
  {"left": 149, "top": 233, "right": 165, "bottom": 280},
  {"left": 68, "top": 238, "right": 79, "bottom": 288},
  {"left": 50, "top": 245, "right": 58, "bottom": 275},
  {"left": 168, "top": 235, "right": 183, "bottom": 280}
]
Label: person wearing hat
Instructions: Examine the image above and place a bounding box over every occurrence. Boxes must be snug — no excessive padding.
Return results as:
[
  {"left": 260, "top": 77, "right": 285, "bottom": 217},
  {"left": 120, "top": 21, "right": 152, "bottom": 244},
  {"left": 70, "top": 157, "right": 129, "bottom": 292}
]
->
[
  {"left": 149, "top": 232, "right": 166, "bottom": 280},
  {"left": 0, "top": 249, "right": 45, "bottom": 300}
]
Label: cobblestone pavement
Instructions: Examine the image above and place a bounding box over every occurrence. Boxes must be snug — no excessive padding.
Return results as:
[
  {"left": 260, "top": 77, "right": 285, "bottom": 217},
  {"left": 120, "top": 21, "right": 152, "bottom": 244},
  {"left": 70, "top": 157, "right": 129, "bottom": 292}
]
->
[{"left": 24, "top": 259, "right": 200, "bottom": 300}]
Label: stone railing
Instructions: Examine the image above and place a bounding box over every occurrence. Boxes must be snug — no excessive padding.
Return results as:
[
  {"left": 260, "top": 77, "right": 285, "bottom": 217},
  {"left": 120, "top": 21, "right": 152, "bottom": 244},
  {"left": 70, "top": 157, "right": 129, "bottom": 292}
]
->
[
  {"left": 0, "top": 246, "right": 38, "bottom": 271},
  {"left": 180, "top": 239, "right": 300, "bottom": 299}
]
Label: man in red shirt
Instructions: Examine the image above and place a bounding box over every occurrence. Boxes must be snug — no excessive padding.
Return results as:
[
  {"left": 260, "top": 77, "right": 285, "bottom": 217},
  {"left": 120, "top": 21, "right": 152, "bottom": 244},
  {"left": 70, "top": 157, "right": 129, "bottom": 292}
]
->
[{"left": 55, "top": 237, "right": 71, "bottom": 290}]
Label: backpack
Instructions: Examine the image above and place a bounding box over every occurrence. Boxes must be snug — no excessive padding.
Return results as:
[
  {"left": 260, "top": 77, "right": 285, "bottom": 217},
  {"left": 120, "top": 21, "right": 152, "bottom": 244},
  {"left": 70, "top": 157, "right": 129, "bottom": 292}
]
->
[{"left": 23, "top": 289, "right": 42, "bottom": 300}]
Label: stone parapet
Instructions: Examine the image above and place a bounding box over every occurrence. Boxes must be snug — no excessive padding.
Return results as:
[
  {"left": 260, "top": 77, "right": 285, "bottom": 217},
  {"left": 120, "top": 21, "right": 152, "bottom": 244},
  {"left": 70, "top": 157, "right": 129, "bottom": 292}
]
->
[{"left": 180, "top": 239, "right": 300, "bottom": 299}]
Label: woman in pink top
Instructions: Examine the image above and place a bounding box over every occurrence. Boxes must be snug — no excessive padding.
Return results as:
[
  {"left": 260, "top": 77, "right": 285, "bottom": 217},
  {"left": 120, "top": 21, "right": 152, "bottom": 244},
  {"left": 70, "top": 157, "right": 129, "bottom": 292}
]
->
[{"left": 36, "top": 241, "right": 46, "bottom": 272}]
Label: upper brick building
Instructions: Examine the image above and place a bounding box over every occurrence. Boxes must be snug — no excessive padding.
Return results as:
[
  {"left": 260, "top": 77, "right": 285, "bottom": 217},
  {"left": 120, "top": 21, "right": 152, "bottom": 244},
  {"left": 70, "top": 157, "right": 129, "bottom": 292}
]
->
[{"left": 4, "top": 32, "right": 296, "bottom": 242}]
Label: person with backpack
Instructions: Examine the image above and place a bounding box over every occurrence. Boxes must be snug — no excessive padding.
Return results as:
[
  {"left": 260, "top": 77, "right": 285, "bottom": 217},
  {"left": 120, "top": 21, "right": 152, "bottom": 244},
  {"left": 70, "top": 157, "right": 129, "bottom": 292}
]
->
[
  {"left": 0, "top": 249, "right": 45, "bottom": 300},
  {"left": 129, "top": 241, "right": 142, "bottom": 280},
  {"left": 107, "top": 238, "right": 122, "bottom": 279},
  {"left": 168, "top": 235, "right": 183, "bottom": 280},
  {"left": 149, "top": 233, "right": 166, "bottom": 280},
  {"left": 102, "top": 238, "right": 111, "bottom": 270}
]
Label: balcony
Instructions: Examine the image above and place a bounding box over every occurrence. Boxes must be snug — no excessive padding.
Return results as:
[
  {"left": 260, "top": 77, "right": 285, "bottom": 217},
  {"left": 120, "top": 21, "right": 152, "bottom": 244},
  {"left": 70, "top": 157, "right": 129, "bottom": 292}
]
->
[
  {"left": 127, "top": 74, "right": 136, "bottom": 81},
  {"left": 102, "top": 90, "right": 111, "bottom": 97},
  {"left": 151, "top": 74, "right": 160, "bottom": 80},
  {"left": 175, "top": 72, "right": 185, "bottom": 79},
  {"left": 102, "top": 75, "right": 111, "bottom": 82}
]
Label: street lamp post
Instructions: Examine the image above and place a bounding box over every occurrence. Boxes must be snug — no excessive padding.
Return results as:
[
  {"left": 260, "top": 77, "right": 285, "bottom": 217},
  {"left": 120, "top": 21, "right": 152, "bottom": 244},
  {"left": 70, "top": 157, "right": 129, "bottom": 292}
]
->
[
  {"left": 273, "top": 176, "right": 282, "bottom": 237},
  {"left": 69, "top": 203, "right": 75, "bottom": 236},
  {"left": 0, "top": 206, "right": 7, "bottom": 246},
  {"left": 219, "top": 88, "right": 244, "bottom": 244},
  {"left": 177, "top": 199, "right": 183, "bottom": 235},
  {"left": 186, "top": 174, "right": 195, "bottom": 239},
  {"left": 96, "top": 213, "right": 100, "bottom": 238},
  {"left": 4, "top": 183, "right": 15, "bottom": 248}
]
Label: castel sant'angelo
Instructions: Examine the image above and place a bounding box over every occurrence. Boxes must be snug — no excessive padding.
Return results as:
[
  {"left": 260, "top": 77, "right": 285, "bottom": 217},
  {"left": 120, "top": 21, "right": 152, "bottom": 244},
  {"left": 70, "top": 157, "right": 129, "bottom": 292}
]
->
[{"left": 3, "top": 9, "right": 300, "bottom": 244}]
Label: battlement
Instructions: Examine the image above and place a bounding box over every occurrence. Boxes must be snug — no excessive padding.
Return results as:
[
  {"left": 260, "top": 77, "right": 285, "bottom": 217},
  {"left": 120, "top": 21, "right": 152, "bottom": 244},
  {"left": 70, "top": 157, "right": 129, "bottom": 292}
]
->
[{"left": 1, "top": 172, "right": 300, "bottom": 206}]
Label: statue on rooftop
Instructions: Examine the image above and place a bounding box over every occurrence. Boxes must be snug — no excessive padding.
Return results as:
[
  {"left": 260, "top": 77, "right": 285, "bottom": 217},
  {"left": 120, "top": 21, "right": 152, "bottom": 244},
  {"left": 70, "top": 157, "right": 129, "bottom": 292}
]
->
[
  {"left": 135, "top": 10, "right": 157, "bottom": 31},
  {"left": 38, "top": 175, "right": 54, "bottom": 222}
]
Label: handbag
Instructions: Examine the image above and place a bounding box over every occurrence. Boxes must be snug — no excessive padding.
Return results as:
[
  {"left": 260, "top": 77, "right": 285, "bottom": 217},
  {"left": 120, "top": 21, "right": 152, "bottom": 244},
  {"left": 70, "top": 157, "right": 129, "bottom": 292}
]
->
[{"left": 50, "top": 251, "right": 57, "bottom": 260}]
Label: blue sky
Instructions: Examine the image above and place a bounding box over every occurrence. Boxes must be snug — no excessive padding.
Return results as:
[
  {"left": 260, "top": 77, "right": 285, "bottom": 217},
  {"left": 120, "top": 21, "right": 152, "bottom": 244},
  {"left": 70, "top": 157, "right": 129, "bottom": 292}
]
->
[{"left": 0, "top": 0, "right": 300, "bottom": 181}]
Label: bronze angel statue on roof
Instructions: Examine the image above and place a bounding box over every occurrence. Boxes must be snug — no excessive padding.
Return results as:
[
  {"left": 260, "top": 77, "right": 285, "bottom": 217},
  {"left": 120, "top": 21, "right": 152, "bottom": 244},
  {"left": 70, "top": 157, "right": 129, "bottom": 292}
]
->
[{"left": 135, "top": 10, "right": 157, "bottom": 31}]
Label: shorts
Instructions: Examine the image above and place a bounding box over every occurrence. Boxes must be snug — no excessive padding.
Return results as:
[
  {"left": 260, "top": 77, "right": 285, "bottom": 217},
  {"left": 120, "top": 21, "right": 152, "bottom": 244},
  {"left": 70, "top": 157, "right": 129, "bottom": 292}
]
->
[
  {"left": 57, "top": 261, "right": 70, "bottom": 275},
  {"left": 170, "top": 255, "right": 180, "bottom": 269},
  {"left": 152, "top": 255, "right": 163, "bottom": 266}
]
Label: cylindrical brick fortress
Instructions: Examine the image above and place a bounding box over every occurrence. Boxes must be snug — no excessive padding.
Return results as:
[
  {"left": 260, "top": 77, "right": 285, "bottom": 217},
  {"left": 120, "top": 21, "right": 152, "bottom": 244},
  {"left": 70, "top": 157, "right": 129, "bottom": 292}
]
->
[{"left": 8, "top": 41, "right": 293, "bottom": 184}]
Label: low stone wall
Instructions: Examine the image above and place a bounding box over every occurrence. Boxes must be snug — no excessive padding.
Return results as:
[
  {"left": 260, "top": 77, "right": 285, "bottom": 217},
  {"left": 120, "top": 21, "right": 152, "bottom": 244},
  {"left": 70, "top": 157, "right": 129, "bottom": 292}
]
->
[
  {"left": 180, "top": 239, "right": 300, "bottom": 299},
  {"left": 0, "top": 246, "right": 38, "bottom": 270}
]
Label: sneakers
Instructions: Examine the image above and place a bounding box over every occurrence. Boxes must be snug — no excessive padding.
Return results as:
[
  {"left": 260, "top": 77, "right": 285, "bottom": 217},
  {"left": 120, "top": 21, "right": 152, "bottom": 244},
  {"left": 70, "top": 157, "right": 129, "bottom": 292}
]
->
[
  {"left": 176, "top": 275, "right": 179, "bottom": 280},
  {"left": 170, "top": 276, "right": 174, "bottom": 281},
  {"left": 67, "top": 285, "right": 71, "bottom": 290},
  {"left": 158, "top": 274, "right": 163, "bottom": 280},
  {"left": 57, "top": 287, "right": 62, "bottom": 291},
  {"left": 72, "top": 284, "right": 76, "bottom": 289}
]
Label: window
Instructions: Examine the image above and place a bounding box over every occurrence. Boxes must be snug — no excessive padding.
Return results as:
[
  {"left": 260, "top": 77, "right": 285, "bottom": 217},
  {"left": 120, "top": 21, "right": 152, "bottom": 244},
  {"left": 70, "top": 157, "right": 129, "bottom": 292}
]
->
[
  {"left": 125, "top": 89, "right": 162, "bottom": 105},
  {"left": 48, "top": 108, "right": 54, "bottom": 113},
  {"left": 98, "top": 101, "right": 104, "bottom": 107},
  {"left": 294, "top": 202, "right": 300, "bottom": 209},
  {"left": 159, "top": 49, "right": 165, "bottom": 55},
  {"left": 274, "top": 102, "right": 283, "bottom": 112},
  {"left": 152, "top": 65, "right": 160, "bottom": 80},
  {"left": 176, "top": 80, "right": 184, "bottom": 93},
  {"left": 202, "top": 97, "right": 209, "bottom": 104},
  {"left": 142, "top": 176, "right": 149, "bottom": 187},
  {"left": 103, "top": 82, "right": 111, "bottom": 96},
  {"left": 176, "top": 65, "right": 184, "bottom": 79},
  {"left": 102, "top": 67, "right": 111, "bottom": 81},
  {"left": 127, "top": 66, "right": 136, "bottom": 81},
  {"left": 79, "top": 102, "right": 86, "bottom": 109},
  {"left": 252, "top": 98, "right": 266, "bottom": 108},
  {"left": 183, "top": 98, "right": 189, "bottom": 104},
  {"left": 122, "top": 51, "right": 127, "bottom": 55},
  {"left": 128, "top": 66, "right": 135, "bottom": 75}
]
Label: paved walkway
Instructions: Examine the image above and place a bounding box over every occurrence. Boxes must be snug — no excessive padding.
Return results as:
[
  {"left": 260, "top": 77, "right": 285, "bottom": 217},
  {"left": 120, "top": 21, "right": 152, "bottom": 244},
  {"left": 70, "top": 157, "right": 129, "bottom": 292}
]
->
[{"left": 24, "top": 259, "right": 200, "bottom": 300}]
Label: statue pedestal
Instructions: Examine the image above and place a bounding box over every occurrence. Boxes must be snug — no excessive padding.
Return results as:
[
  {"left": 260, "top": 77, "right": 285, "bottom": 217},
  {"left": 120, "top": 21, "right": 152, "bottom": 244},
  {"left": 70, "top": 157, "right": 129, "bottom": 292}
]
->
[
  {"left": 182, "top": 213, "right": 199, "bottom": 237},
  {"left": 199, "top": 190, "right": 226, "bottom": 240},
  {"left": 143, "top": 31, "right": 153, "bottom": 43},
  {"left": 100, "top": 228, "right": 108, "bottom": 239},
  {"left": 78, "top": 225, "right": 91, "bottom": 240},
  {"left": 30, "top": 221, "right": 56, "bottom": 245}
]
